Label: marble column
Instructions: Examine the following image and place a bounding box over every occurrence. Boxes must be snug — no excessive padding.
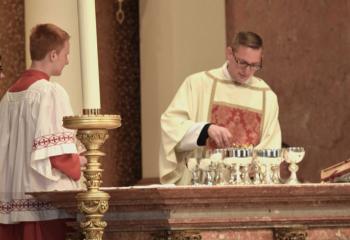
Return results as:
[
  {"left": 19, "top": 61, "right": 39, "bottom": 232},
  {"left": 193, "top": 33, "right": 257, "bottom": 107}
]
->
[{"left": 139, "top": 0, "right": 226, "bottom": 180}]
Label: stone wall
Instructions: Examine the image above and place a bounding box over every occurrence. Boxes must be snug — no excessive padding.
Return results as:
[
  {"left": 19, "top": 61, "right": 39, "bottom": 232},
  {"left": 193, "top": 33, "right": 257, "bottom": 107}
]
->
[
  {"left": 226, "top": 0, "right": 350, "bottom": 182},
  {"left": 0, "top": 0, "right": 25, "bottom": 97},
  {"left": 96, "top": 0, "right": 142, "bottom": 186}
]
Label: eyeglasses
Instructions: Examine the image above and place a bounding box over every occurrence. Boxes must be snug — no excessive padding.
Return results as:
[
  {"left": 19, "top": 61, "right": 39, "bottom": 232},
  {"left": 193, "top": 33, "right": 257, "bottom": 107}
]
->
[{"left": 233, "top": 55, "right": 262, "bottom": 71}]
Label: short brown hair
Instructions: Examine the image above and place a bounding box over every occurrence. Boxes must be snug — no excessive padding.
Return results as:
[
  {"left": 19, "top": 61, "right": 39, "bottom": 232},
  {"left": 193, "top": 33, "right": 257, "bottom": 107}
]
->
[
  {"left": 231, "top": 31, "right": 263, "bottom": 51},
  {"left": 30, "top": 23, "right": 70, "bottom": 61}
]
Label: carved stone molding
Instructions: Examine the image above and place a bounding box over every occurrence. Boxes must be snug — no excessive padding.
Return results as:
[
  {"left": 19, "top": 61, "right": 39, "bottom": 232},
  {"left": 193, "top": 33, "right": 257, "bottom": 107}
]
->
[
  {"left": 273, "top": 227, "right": 308, "bottom": 240},
  {"left": 152, "top": 230, "right": 202, "bottom": 240}
]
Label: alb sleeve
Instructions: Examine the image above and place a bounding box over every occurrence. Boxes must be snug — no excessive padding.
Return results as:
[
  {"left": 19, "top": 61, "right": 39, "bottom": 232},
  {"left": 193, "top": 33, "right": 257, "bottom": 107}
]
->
[{"left": 30, "top": 83, "right": 79, "bottom": 181}]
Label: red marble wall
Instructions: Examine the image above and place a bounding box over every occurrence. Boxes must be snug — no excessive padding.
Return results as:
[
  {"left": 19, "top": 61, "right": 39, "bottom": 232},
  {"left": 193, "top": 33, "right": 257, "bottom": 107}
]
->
[
  {"left": 226, "top": 0, "right": 350, "bottom": 182},
  {"left": 96, "top": 0, "right": 142, "bottom": 186},
  {"left": 0, "top": 0, "right": 25, "bottom": 97}
]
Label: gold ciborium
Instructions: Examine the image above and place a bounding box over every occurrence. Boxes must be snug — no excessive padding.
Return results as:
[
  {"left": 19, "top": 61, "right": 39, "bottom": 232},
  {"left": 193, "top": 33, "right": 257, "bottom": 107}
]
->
[{"left": 63, "top": 111, "right": 121, "bottom": 240}]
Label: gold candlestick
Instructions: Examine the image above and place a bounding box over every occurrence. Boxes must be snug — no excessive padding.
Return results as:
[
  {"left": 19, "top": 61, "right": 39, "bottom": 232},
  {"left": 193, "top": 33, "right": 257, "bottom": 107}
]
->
[{"left": 63, "top": 112, "right": 121, "bottom": 240}]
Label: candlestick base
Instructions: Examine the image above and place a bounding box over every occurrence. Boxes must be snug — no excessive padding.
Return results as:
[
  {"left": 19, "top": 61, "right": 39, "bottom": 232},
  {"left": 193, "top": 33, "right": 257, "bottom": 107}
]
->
[
  {"left": 83, "top": 108, "right": 101, "bottom": 115},
  {"left": 63, "top": 114, "right": 121, "bottom": 240}
]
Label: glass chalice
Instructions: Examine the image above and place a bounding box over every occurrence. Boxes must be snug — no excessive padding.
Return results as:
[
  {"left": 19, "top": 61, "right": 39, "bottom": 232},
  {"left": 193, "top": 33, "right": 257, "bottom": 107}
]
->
[
  {"left": 206, "top": 148, "right": 225, "bottom": 185},
  {"left": 283, "top": 147, "right": 305, "bottom": 184},
  {"left": 230, "top": 148, "right": 253, "bottom": 185},
  {"left": 256, "top": 149, "right": 282, "bottom": 184},
  {"left": 186, "top": 157, "right": 200, "bottom": 185}
]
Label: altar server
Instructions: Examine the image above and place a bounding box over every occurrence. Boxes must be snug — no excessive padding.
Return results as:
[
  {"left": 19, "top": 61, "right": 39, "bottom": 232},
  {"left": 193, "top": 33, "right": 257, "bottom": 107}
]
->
[{"left": 0, "top": 23, "right": 84, "bottom": 240}]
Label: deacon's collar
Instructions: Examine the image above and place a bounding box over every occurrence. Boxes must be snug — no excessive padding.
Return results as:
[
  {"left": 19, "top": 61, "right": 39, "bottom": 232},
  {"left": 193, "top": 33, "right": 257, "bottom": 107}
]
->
[{"left": 222, "top": 61, "right": 253, "bottom": 85}]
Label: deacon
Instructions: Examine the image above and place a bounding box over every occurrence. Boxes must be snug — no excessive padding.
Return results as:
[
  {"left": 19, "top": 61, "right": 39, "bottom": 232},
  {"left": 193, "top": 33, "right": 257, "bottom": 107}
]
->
[{"left": 159, "top": 31, "right": 281, "bottom": 185}]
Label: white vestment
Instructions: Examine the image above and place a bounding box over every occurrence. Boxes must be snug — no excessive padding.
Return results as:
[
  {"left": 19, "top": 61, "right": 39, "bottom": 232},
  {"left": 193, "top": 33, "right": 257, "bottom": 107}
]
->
[
  {"left": 159, "top": 63, "right": 281, "bottom": 185},
  {"left": 0, "top": 80, "right": 82, "bottom": 224}
]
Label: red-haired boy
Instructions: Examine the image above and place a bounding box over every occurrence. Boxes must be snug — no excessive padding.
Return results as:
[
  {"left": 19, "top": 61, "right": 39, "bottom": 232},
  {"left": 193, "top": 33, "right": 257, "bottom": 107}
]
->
[{"left": 0, "top": 23, "right": 84, "bottom": 240}]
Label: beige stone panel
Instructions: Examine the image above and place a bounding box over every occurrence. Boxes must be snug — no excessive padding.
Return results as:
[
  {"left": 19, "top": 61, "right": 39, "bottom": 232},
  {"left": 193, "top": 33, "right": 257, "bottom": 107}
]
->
[
  {"left": 140, "top": 0, "right": 226, "bottom": 178},
  {"left": 24, "top": 0, "right": 83, "bottom": 114}
]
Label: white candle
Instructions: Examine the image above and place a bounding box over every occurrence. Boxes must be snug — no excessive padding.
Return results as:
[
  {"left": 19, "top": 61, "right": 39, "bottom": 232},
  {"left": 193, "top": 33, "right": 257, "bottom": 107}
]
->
[{"left": 77, "top": 0, "right": 101, "bottom": 110}]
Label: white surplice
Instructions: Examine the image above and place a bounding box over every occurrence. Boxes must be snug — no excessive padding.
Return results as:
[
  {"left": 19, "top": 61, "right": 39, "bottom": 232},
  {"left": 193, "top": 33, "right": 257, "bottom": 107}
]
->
[{"left": 0, "top": 80, "right": 83, "bottom": 224}]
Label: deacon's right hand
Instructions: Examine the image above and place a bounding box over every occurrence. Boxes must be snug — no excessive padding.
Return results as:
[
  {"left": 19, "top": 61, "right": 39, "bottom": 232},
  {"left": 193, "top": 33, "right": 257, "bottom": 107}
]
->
[{"left": 208, "top": 124, "right": 233, "bottom": 148}]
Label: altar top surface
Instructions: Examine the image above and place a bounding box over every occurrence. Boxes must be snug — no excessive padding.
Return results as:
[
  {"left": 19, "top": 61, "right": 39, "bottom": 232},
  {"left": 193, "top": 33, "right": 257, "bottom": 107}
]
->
[
  {"left": 29, "top": 183, "right": 350, "bottom": 207},
  {"left": 28, "top": 183, "right": 350, "bottom": 230}
]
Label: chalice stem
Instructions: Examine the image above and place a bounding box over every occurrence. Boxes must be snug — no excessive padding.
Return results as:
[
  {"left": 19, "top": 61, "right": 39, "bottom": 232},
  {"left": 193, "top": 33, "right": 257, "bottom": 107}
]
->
[{"left": 286, "top": 163, "right": 300, "bottom": 184}]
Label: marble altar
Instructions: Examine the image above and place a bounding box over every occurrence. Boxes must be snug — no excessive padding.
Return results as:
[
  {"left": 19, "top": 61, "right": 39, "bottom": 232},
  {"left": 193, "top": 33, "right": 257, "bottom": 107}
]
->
[{"left": 30, "top": 183, "right": 350, "bottom": 240}]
